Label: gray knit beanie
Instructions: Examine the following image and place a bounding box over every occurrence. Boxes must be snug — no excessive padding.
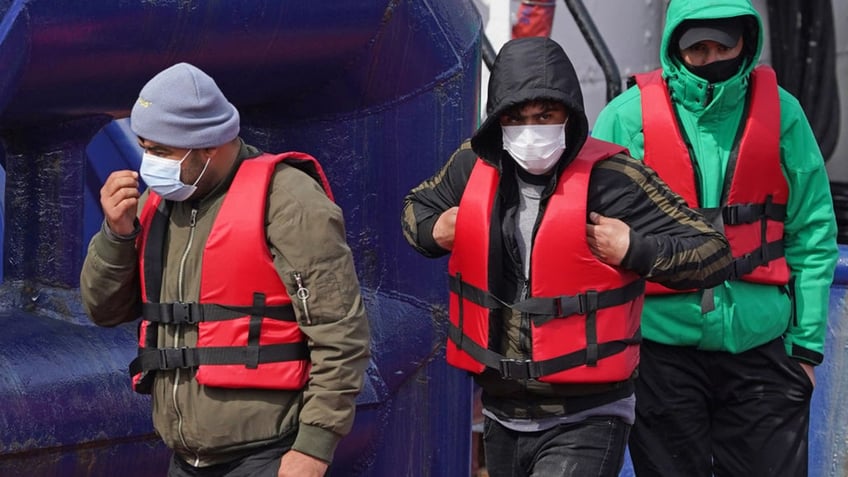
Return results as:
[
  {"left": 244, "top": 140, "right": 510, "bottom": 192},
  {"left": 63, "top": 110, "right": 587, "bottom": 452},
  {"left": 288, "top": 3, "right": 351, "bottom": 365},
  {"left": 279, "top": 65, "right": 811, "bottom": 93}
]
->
[{"left": 130, "top": 62, "right": 240, "bottom": 149}]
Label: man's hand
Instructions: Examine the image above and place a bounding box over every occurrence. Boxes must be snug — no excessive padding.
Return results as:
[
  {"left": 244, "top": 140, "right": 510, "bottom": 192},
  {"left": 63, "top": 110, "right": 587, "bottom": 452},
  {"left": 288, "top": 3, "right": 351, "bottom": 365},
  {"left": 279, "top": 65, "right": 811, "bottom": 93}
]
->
[
  {"left": 433, "top": 206, "right": 459, "bottom": 251},
  {"left": 586, "top": 212, "right": 630, "bottom": 266},
  {"left": 100, "top": 170, "right": 140, "bottom": 236},
  {"left": 278, "top": 450, "right": 328, "bottom": 477},
  {"left": 799, "top": 362, "right": 816, "bottom": 387}
]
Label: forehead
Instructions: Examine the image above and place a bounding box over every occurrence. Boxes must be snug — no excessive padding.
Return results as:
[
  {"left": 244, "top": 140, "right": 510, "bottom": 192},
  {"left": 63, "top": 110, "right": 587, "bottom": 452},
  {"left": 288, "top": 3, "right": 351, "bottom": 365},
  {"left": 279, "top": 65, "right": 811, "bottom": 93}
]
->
[{"left": 504, "top": 100, "right": 567, "bottom": 116}]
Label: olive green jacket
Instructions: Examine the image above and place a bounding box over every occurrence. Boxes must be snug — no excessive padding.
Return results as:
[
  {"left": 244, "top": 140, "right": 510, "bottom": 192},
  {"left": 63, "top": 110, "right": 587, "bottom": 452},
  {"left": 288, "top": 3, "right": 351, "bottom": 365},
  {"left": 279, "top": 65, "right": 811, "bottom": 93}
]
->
[{"left": 80, "top": 141, "right": 370, "bottom": 466}]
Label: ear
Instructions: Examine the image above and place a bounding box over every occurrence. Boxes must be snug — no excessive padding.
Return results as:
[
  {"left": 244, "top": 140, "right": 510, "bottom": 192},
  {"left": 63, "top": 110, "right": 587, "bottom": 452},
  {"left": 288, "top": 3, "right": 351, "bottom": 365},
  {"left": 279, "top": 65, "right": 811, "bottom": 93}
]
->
[{"left": 201, "top": 146, "right": 218, "bottom": 159}]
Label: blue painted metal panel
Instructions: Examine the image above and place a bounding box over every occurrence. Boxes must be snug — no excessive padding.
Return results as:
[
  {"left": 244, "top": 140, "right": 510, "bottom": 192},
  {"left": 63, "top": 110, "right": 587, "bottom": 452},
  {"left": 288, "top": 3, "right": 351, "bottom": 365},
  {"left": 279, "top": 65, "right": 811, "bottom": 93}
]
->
[
  {"left": 809, "top": 249, "right": 848, "bottom": 477},
  {"left": 0, "top": 0, "right": 481, "bottom": 476}
]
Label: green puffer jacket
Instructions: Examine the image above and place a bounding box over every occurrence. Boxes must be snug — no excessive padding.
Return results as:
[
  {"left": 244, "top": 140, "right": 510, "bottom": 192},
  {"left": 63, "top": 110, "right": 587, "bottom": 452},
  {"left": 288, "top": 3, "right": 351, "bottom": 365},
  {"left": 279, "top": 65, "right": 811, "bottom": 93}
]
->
[
  {"left": 592, "top": 0, "right": 837, "bottom": 364},
  {"left": 80, "top": 141, "right": 370, "bottom": 466}
]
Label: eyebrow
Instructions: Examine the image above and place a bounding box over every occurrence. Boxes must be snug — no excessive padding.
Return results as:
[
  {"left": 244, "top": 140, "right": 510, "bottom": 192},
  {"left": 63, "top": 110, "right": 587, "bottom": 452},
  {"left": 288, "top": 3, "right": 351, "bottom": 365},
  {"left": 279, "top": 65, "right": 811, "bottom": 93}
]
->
[{"left": 137, "top": 139, "right": 171, "bottom": 155}]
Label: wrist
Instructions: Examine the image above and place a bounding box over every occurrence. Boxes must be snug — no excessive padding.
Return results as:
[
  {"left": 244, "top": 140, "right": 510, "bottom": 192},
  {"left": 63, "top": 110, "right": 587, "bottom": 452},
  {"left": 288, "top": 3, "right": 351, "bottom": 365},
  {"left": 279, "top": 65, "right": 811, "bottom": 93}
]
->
[{"left": 104, "top": 219, "right": 141, "bottom": 241}]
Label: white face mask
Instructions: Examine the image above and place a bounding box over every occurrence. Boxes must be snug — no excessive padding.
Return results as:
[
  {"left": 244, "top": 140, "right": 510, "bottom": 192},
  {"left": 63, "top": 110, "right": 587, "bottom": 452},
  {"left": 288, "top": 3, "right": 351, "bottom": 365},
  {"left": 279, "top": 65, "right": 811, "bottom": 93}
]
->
[
  {"left": 139, "top": 149, "right": 210, "bottom": 202},
  {"left": 502, "top": 123, "right": 567, "bottom": 175}
]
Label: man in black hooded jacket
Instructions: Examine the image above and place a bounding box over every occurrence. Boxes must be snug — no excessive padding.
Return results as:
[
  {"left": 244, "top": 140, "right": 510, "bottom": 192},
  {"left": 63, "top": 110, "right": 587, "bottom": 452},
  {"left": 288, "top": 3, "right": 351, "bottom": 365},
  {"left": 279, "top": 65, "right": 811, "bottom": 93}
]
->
[{"left": 401, "top": 37, "right": 734, "bottom": 476}]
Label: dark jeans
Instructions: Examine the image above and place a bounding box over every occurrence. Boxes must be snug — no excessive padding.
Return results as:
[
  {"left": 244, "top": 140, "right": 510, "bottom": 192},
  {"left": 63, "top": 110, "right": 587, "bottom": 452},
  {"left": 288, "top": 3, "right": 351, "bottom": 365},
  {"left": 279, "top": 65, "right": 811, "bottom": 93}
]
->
[
  {"left": 630, "top": 338, "right": 813, "bottom": 477},
  {"left": 168, "top": 441, "right": 292, "bottom": 477},
  {"left": 483, "top": 415, "right": 630, "bottom": 477}
]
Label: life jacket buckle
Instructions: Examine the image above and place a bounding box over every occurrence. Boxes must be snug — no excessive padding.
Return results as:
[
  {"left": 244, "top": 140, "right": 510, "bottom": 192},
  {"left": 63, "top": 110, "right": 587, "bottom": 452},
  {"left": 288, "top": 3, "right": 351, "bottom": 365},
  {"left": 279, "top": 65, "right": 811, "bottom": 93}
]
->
[
  {"left": 173, "top": 302, "right": 197, "bottom": 324},
  {"left": 723, "top": 205, "right": 739, "bottom": 225},
  {"left": 731, "top": 253, "right": 755, "bottom": 279},
  {"left": 158, "top": 347, "right": 189, "bottom": 370},
  {"left": 577, "top": 290, "right": 599, "bottom": 315},
  {"left": 498, "top": 358, "right": 538, "bottom": 380}
]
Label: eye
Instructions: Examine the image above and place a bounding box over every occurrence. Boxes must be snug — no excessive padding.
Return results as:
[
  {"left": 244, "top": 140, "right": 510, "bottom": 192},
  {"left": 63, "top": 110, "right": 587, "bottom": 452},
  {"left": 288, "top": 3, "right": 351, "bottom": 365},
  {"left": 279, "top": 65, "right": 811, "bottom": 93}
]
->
[{"left": 500, "top": 114, "right": 520, "bottom": 125}]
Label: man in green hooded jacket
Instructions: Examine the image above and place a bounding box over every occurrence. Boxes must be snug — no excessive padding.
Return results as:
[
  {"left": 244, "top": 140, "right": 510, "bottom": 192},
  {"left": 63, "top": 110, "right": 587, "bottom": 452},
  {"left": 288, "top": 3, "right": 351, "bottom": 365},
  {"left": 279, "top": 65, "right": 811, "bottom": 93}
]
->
[{"left": 592, "top": 0, "right": 838, "bottom": 475}]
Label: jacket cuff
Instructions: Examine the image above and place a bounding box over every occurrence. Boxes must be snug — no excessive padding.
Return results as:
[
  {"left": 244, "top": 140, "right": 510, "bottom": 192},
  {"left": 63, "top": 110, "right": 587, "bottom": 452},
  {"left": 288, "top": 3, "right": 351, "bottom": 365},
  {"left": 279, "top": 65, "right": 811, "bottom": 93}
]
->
[
  {"left": 621, "top": 229, "right": 655, "bottom": 276},
  {"left": 103, "top": 218, "right": 141, "bottom": 241},
  {"left": 417, "top": 215, "right": 450, "bottom": 257},
  {"left": 291, "top": 424, "right": 341, "bottom": 464},
  {"left": 786, "top": 342, "right": 823, "bottom": 366},
  {"left": 93, "top": 221, "right": 140, "bottom": 264}
]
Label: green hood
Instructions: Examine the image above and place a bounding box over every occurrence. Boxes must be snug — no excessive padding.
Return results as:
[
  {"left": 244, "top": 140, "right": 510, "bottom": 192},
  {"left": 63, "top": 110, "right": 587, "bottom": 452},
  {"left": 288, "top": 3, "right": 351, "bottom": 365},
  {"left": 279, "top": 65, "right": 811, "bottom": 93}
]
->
[{"left": 661, "top": 0, "right": 763, "bottom": 81}]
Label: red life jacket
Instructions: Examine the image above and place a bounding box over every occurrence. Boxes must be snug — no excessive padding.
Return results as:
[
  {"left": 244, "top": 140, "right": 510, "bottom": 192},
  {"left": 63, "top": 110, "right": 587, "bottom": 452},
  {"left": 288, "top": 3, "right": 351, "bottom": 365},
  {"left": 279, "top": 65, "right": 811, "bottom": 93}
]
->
[
  {"left": 634, "top": 66, "right": 789, "bottom": 295},
  {"left": 129, "top": 152, "right": 334, "bottom": 394},
  {"left": 447, "top": 138, "right": 644, "bottom": 384}
]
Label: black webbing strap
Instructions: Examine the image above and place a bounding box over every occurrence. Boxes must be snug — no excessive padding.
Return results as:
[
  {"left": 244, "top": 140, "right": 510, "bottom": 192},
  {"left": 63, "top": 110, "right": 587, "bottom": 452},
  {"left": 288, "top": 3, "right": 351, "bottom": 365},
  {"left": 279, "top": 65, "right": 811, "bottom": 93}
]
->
[
  {"left": 515, "top": 280, "right": 645, "bottom": 327},
  {"left": 696, "top": 201, "right": 786, "bottom": 238},
  {"left": 585, "top": 293, "right": 599, "bottom": 366},
  {"left": 447, "top": 325, "right": 641, "bottom": 380},
  {"left": 700, "top": 288, "right": 716, "bottom": 314},
  {"left": 448, "top": 275, "right": 644, "bottom": 324},
  {"left": 722, "top": 201, "right": 786, "bottom": 225},
  {"left": 143, "top": 302, "right": 296, "bottom": 324},
  {"left": 246, "top": 293, "right": 265, "bottom": 369},
  {"left": 696, "top": 202, "right": 786, "bottom": 227},
  {"left": 456, "top": 273, "right": 465, "bottom": 350},
  {"left": 728, "top": 240, "right": 785, "bottom": 280},
  {"left": 696, "top": 196, "right": 786, "bottom": 281},
  {"left": 128, "top": 342, "right": 309, "bottom": 376},
  {"left": 448, "top": 274, "right": 509, "bottom": 309}
]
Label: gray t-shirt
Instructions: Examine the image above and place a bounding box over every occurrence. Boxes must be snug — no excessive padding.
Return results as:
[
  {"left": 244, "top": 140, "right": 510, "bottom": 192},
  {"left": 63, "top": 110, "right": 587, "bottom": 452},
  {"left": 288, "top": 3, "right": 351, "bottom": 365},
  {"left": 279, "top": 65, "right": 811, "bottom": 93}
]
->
[{"left": 515, "top": 176, "right": 545, "bottom": 277}]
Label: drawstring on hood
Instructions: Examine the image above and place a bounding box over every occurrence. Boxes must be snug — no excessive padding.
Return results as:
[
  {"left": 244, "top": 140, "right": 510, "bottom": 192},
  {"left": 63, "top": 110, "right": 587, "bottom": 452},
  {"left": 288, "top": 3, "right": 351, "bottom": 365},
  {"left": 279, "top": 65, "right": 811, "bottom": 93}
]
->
[{"left": 471, "top": 37, "right": 589, "bottom": 173}]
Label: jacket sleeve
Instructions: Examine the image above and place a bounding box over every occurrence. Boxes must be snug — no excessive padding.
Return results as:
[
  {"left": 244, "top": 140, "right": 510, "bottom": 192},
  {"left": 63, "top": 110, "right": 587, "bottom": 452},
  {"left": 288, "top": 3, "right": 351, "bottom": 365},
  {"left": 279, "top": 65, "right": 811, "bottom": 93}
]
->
[
  {"left": 592, "top": 87, "right": 646, "bottom": 158},
  {"left": 589, "top": 154, "right": 733, "bottom": 289},
  {"left": 778, "top": 92, "right": 838, "bottom": 365},
  {"left": 266, "top": 163, "right": 371, "bottom": 463},
  {"left": 79, "top": 221, "right": 143, "bottom": 327},
  {"left": 401, "top": 140, "right": 477, "bottom": 257}
]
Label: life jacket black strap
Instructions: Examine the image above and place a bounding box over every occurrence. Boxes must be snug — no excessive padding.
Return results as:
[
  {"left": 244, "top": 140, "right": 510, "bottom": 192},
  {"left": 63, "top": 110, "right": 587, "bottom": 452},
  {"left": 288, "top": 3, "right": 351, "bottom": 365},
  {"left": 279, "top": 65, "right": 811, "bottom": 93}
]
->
[
  {"left": 448, "top": 325, "right": 641, "bottom": 380},
  {"left": 516, "top": 280, "right": 645, "bottom": 327},
  {"left": 723, "top": 202, "right": 786, "bottom": 224},
  {"left": 246, "top": 293, "right": 265, "bottom": 369},
  {"left": 142, "top": 302, "right": 296, "bottom": 324},
  {"left": 728, "top": 239, "right": 785, "bottom": 280},
  {"left": 448, "top": 274, "right": 509, "bottom": 309},
  {"left": 128, "top": 342, "right": 309, "bottom": 376},
  {"left": 697, "top": 202, "right": 786, "bottom": 227},
  {"left": 449, "top": 275, "right": 645, "bottom": 326}
]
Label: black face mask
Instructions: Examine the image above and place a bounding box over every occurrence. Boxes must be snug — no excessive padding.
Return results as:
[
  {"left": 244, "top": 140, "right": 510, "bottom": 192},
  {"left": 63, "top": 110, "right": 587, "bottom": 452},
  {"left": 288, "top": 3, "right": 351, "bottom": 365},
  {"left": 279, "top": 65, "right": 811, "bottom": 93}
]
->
[{"left": 685, "top": 56, "right": 744, "bottom": 83}]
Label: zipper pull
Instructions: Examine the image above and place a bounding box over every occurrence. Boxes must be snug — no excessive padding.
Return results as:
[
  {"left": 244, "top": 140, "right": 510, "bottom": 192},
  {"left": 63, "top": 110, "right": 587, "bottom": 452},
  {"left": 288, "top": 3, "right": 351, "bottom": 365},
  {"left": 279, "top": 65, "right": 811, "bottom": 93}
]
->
[
  {"left": 520, "top": 278, "right": 530, "bottom": 300},
  {"left": 292, "top": 272, "right": 311, "bottom": 324},
  {"left": 189, "top": 208, "right": 198, "bottom": 227},
  {"left": 703, "top": 83, "right": 714, "bottom": 106}
]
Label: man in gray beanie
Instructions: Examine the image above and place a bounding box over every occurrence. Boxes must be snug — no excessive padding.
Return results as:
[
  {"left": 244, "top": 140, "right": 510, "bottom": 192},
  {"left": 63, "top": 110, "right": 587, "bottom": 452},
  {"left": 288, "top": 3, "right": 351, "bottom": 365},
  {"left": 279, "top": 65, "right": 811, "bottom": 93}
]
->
[{"left": 80, "top": 62, "right": 371, "bottom": 477}]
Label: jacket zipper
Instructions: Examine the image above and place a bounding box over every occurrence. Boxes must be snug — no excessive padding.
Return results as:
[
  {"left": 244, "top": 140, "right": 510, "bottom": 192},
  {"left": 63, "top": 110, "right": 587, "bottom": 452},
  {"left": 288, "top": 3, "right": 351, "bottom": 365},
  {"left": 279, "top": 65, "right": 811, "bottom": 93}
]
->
[
  {"left": 292, "top": 272, "right": 312, "bottom": 324},
  {"left": 518, "top": 278, "right": 531, "bottom": 355},
  {"left": 173, "top": 207, "right": 200, "bottom": 465},
  {"left": 703, "top": 83, "right": 715, "bottom": 107}
]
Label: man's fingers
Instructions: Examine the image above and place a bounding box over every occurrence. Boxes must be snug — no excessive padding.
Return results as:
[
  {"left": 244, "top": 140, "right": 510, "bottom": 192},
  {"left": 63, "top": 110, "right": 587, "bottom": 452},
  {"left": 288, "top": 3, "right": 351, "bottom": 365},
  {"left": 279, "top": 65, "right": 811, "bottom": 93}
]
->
[
  {"left": 101, "top": 171, "right": 139, "bottom": 197},
  {"left": 589, "top": 211, "right": 602, "bottom": 224}
]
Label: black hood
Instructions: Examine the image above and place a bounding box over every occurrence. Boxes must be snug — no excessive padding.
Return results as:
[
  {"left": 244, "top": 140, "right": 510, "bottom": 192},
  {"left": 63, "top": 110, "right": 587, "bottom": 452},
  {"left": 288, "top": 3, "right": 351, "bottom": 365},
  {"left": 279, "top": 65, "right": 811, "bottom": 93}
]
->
[{"left": 470, "top": 37, "right": 589, "bottom": 170}]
